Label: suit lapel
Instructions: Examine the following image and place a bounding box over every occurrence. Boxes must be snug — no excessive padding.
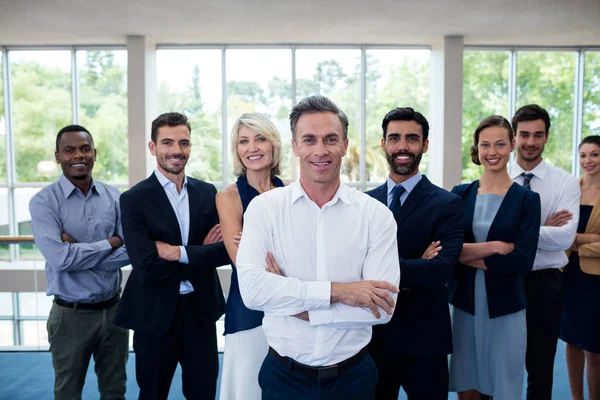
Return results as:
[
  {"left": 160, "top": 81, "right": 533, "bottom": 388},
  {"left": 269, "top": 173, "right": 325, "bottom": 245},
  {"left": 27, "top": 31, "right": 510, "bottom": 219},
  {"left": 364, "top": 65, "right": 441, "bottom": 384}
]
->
[
  {"left": 484, "top": 182, "right": 520, "bottom": 240},
  {"left": 149, "top": 173, "right": 183, "bottom": 244},
  {"left": 371, "top": 183, "right": 388, "bottom": 206},
  {"left": 463, "top": 181, "right": 478, "bottom": 243},
  {"left": 395, "top": 177, "right": 431, "bottom": 226},
  {"left": 188, "top": 179, "right": 200, "bottom": 243}
]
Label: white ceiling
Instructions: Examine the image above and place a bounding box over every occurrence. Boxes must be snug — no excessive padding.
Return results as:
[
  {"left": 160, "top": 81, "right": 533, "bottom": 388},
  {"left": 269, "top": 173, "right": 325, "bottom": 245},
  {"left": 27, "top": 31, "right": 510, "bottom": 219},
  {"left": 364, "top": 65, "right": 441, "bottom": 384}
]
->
[{"left": 0, "top": 0, "right": 599, "bottom": 46}]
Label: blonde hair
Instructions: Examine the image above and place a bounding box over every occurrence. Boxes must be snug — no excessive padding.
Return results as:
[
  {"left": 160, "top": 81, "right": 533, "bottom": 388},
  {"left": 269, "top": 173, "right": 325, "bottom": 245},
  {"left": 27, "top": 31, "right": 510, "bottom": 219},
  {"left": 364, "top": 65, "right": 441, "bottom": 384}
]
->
[{"left": 230, "top": 113, "right": 282, "bottom": 177}]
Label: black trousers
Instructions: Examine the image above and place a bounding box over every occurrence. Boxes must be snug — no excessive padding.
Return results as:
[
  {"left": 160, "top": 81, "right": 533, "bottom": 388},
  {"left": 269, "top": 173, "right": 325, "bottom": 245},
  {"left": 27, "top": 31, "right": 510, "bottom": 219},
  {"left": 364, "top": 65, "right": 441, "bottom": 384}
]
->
[
  {"left": 133, "top": 294, "right": 219, "bottom": 400},
  {"left": 524, "top": 268, "right": 564, "bottom": 400},
  {"left": 259, "top": 350, "right": 378, "bottom": 400},
  {"left": 370, "top": 351, "right": 449, "bottom": 400}
]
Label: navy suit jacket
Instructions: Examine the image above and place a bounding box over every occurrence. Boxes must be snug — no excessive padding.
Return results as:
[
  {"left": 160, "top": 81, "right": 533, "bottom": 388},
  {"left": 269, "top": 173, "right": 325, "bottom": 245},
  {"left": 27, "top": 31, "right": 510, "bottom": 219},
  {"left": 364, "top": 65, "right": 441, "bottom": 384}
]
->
[
  {"left": 366, "top": 176, "right": 464, "bottom": 356},
  {"left": 114, "top": 173, "right": 230, "bottom": 336},
  {"left": 449, "top": 181, "right": 541, "bottom": 319}
]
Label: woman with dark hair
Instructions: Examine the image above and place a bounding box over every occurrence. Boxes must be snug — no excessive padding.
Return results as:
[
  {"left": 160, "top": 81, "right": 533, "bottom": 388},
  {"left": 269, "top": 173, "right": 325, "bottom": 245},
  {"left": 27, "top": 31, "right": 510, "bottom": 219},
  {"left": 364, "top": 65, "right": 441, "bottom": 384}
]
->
[
  {"left": 216, "top": 113, "right": 285, "bottom": 400},
  {"left": 448, "top": 116, "right": 541, "bottom": 400},
  {"left": 561, "top": 135, "right": 600, "bottom": 400}
]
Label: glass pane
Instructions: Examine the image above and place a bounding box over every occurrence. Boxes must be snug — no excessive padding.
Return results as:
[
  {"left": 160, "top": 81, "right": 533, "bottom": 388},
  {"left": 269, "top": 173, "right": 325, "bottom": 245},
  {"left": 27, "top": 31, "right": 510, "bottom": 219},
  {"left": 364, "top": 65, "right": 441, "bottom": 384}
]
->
[
  {"left": 296, "top": 49, "right": 361, "bottom": 182},
  {"left": 226, "top": 49, "right": 293, "bottom": 181},
  {"left": 0, "top": 51, "right": 5, "bottom": 182},
  {"left": 77, "top": 50, "right": 128, "bottom": 184},
  {"left": 365, "top": 49, "right": 430, "bottom": 184},
  {"left": 0, "top": 321, "right": 14, "bottom": 346},
  {"left": 157, "top": 49, "right": 222, "bottom": 182},
  {"left": 516, "top": 51, "right": 577, "bottom": 173},
  {"left": 18, "top": 292, "right": 53, "bottom": 317},
  {"left": 0, "top": 293, "right": 13, "bottom": 316},
  {"left": 9, "top": 50, "right": 72, "bottom": 182},
  {"left": 20, "top": 320, "right": 47, "bottom": 346},
  {"left": 583, "top": 51, "right": 600, "bottom": 138},
  {"left": 15, "top": 187, "right": 43, "bottom": 259},
  {"left": 0, "top": 188, "right": 8, "bottom": 261},
  {"left": 462, "top": 50, "right": 510, "bottom": 182}
]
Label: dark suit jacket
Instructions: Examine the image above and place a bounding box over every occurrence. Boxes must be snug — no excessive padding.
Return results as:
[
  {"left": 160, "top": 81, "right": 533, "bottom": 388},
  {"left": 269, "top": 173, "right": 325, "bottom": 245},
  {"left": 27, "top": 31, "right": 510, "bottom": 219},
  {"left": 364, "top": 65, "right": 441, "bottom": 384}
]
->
[
  {"left": 366, "top": 176, "right": 464, "bottom": 356},
  {"left": 449, "top": 180, "right": 541, "bottom": 319},
  {"left": 114, "top": 173, "right": 230, "bottom": 336}
]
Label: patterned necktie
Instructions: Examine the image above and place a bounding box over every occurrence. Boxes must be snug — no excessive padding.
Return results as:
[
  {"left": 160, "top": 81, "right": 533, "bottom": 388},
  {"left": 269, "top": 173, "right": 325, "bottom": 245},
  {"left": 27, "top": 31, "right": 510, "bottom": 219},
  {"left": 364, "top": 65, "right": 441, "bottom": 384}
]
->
[
  {"left": 389, "top": 184, "right": 406, "bottom": 218},
  {"left": 522, "top": 173, "right": 534, "bottom": 190}
]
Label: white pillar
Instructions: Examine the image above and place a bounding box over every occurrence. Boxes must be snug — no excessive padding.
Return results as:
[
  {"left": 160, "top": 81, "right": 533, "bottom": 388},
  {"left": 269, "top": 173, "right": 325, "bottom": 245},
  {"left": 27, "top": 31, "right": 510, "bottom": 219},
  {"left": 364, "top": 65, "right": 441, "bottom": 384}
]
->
[
  {"left": 127, "top": 35, "right": 157, "bottom": 187},
  {"left": 428, "top": 35, "right": 463, "bottom": 190}
]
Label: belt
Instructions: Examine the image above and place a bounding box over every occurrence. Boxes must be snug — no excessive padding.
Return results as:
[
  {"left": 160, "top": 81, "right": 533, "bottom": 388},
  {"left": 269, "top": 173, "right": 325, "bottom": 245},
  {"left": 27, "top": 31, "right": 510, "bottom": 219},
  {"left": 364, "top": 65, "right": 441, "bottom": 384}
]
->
[
  {"left": 527, "top": 268, "right": 561, "bottom": 279},
  {"left": 54, "top": 294, "right": 119, "bottom": 310},
  {"left": 268, "top": 347, "right": 368, "bottom": 379}
]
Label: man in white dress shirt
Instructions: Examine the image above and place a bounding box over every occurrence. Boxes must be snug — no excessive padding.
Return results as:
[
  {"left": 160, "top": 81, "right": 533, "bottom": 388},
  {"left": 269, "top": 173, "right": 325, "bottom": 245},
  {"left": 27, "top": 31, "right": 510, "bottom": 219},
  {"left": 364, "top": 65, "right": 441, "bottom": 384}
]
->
[
  {"left": 236, "top": 95, "right": 401, "bottom": 400},
  {"left": 508, "top": 104, "right": 580, "bottom": 400}
]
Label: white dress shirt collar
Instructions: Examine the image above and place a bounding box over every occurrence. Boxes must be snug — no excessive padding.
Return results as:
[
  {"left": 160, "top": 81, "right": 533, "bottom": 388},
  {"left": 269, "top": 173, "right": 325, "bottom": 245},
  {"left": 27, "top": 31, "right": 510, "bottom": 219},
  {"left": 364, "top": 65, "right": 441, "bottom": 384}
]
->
[
  {"left": 509, "top": 159, "right": 548, "bottom": 182},
  {"left": 290, "top": 180, "right": 352, "bottom": 207}
]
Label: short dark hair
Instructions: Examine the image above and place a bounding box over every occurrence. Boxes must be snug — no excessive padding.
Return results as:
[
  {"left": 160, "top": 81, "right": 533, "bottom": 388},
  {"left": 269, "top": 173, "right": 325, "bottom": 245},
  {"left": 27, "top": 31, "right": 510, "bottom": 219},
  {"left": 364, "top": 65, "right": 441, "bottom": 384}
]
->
[
  {"left": 289, "top": 95, "right": 349, "bottom": 140},
  {"left": 151, "top": 112, "right": 191, "bottom": 143},
  {"left": 580, "top": 135, "right": 600, "bottom": 150},
  {"left": 512, "top": 104, "right": 551, "bottom": 135},
  {"left": 470, "top": 115, "right": 514, "bottom": 165},
  {"left": 56, "top": 125, "right": 92, "bottom": 151},
  {"left": 381, "top": 107, "right": 430, "bottom": 141}
]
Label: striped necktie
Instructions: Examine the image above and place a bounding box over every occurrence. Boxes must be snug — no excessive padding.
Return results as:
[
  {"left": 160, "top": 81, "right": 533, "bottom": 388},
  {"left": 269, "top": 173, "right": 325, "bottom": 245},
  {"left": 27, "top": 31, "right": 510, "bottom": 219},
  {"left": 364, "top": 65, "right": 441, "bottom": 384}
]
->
[{"left": 522, "top": 173, "right": 534, "bottom": 190}]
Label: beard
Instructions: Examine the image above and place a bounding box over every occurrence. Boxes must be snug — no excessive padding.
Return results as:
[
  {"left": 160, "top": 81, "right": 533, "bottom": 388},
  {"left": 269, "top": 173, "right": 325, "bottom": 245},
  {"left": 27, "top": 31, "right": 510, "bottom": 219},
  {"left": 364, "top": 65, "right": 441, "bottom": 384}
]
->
[
  {"left": 517, "top": 146, "right": 543, "bottom": 162},
  {"left": 158, "top": 154, "right": 187, "bottom": 175},
  {"left": 70, "top": 174, "right": 90, "bottom": 180},
  {"left": 386, "top": 151, "right": 422, "bottom": 176}
]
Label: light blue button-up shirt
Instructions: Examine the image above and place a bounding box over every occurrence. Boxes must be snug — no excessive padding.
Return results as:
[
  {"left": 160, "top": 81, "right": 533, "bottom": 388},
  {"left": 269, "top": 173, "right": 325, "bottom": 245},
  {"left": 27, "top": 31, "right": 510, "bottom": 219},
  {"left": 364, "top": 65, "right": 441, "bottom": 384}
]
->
[
  {"left": 386, "top": 173, "right": 422, "bottom": 207},
  {"left": 29, "top": 175, "right": 130, "bottom": 303},
  {"left": 154, "top": 169, "right": 194, "bottom": 294}
]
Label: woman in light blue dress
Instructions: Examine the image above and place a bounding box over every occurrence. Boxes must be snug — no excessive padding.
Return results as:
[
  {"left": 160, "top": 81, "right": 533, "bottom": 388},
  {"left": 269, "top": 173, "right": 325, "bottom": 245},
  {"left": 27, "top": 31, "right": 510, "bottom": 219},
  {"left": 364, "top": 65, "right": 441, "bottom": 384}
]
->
[{"left": 449, "top": 115, "right": 541, "bottom": 400}]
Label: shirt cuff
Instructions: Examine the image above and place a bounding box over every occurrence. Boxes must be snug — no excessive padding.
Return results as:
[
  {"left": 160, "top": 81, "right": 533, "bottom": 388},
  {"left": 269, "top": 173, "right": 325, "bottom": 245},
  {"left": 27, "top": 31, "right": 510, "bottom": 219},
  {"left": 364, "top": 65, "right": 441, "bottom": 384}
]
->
[
  {"left": 101, "top": 240, "right": 112, "bottom": 251},
  {"left": 305, "top": 281, "right": 331, "bottom": 303},
  {"left": 308, "top": 308, "right": 333, "bottom": 326},
  {"left": 179, "top": 246, "right": 189, "bottom": 264}
]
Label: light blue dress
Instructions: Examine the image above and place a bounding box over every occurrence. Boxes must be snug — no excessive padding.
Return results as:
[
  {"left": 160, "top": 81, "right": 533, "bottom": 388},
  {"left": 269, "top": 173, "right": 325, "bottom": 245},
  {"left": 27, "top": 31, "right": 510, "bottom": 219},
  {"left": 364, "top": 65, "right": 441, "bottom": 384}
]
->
[{"left": 449, "top": 194, "right": 527, "bottom": 400}]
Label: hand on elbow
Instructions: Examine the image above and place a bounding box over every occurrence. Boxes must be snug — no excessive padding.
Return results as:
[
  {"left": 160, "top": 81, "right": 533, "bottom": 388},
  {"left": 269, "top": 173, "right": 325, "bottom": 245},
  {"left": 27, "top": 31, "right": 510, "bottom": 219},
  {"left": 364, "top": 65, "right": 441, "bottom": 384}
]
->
[
  {"left": 544, "top": 209, "right": 573, "bottom": 227},
  {"left": 331, "top": 281, "right": 399, "bottom": 319},
  {"left": 492, "top": 241, "right": 514, "bottom": 255},
  {"left": 154, "top": 241, "right": 180, "bottom": 261}
]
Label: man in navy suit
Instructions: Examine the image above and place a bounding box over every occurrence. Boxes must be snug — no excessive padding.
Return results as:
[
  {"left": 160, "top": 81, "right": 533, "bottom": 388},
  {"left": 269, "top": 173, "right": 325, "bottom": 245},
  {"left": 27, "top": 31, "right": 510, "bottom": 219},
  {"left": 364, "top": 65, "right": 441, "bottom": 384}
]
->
[
  {"left": 114, "top": 112, "right": 230, "bottom": 400},
  {"left": 366, "top": 107, "right": 464, "bottom": 400}
]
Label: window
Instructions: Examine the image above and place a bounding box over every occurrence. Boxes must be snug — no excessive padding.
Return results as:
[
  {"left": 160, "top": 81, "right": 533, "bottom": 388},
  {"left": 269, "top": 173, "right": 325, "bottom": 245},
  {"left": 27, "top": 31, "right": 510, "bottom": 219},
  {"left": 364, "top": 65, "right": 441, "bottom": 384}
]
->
[
  {"left": 77, "top": 50, "right": 128, "bottom": 184},
  {"left": 226, "top": 49, "right": 293, "bottom": 181},
  {"left": 583, "top": 51, "right": 600, "bottom": 138},
  {"left": 296, "top": 49, "right": 361, "bottom": 182},
  {"left": 462, "top": 50, "right": 510, "bottom": 182},
  {"left": 157, "top": 49, "right": 223, "bottom": 182},
  {"left": 516, "top": 51, "right": 577, "bottom": 172},
  {"left": 365, "top": 49, "right": 430, "bottom": 184},
  {"left": 0, "top": 51, "right": 5, "bottom": 182},
  {"left": 9, "top": 51, "right": 72, "bottom": 183}
]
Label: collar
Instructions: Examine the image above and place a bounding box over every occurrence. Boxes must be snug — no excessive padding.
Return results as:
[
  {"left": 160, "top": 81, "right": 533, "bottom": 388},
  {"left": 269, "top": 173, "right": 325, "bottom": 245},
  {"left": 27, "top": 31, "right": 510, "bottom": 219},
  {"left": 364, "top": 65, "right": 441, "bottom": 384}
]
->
[
  {"left": 290, "top": 180, "right": 352, "bottom": 206},
  {"left": 386, "top": 172, "right": 422, "bottom": 196},
  {"left": 154, "top": 169, "right": 188, "bottom": 189},
  {"left": 59, "top": 174, "right": 99, "bottom": 198},
  {"left": 509, "top": 159, "right": 547, "bottom": 181}
]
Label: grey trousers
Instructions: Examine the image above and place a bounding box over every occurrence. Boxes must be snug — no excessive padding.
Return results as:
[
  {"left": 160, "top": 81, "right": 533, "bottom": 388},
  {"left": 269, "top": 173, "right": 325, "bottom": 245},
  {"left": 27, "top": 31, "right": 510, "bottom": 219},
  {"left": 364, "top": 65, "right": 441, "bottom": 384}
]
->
[{"left": 47, "top": 301, "right": 129, "bottom": 400}]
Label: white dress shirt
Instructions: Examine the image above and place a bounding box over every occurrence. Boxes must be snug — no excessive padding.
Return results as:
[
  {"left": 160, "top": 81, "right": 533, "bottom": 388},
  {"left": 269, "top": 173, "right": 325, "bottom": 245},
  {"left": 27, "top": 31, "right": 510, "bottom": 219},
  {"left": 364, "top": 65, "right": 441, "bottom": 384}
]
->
[
  {"left": 154, "top": 169, "right": 194, "bottom": 294},
  {"left": 509, "top": 159, "right": 580, "bottom": 270},
  {"left": 236, "top": 181, "right": 400, "bottom": 366}
]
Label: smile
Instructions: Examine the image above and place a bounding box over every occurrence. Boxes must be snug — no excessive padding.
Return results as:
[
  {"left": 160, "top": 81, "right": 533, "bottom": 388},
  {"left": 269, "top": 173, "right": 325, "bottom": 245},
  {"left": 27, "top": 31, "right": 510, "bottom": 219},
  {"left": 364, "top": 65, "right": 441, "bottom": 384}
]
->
[
  {"left": 247, "top": 155, "right": 263, "bottom": 161},
  {"left": 70, "top": 163, "right": 87, "bottom": 167},
  {"left": 487, "top": 159, "right": 500, "bottom": 165}
]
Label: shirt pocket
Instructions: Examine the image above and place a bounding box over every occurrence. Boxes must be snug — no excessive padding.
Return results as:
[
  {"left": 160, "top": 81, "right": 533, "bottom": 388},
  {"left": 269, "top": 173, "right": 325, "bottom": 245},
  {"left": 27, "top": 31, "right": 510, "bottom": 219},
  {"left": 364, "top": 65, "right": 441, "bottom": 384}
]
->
[{"left": 98, "top": 210, "right": 118, "bottom": 237}]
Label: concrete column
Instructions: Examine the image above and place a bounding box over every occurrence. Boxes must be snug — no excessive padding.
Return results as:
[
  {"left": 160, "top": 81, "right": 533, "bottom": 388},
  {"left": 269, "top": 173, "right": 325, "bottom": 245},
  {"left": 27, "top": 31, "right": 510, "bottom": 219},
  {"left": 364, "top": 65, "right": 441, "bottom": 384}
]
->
[
  {"left": 428, "top": 35, "right": 464, "bottom": 190},
  {"left": 127, "top": 35, "right": 157, "bottom": 187}
]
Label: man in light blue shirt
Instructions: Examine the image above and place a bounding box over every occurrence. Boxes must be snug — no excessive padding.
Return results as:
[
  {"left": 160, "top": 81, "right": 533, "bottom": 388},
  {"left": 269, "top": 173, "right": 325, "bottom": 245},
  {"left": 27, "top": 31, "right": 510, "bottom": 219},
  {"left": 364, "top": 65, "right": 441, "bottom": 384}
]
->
[{"left": 29, "top": 125, "right": 130, "bottom": 400}]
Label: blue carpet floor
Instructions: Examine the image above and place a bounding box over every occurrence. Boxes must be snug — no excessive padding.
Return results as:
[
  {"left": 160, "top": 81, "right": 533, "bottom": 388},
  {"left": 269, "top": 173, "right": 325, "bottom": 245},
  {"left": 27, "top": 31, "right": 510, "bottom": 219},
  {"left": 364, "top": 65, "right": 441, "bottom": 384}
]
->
[{"left": 0, "top": 341, "right": 582, "bottom": 399}]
